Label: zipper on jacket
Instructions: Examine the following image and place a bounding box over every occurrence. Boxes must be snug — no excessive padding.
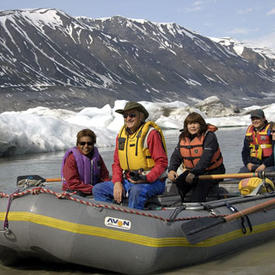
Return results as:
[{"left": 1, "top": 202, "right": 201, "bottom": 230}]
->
[{"left": 126, "top": 135, "right": 130, "bottom": 170}]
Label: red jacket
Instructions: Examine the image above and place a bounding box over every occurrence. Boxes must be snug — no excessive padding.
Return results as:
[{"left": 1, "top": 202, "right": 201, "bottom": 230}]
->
[
  {"left": 112, "top": 129, "right": 168, "bottom": 183},
  {"left": 62, "top": 152, "right": 110, "bottom": 194}
]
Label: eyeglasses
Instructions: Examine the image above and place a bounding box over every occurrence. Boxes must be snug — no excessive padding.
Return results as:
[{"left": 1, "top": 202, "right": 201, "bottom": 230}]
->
[
  {"left": 123, "top": 113, "right": 136, "bottom": 119},
  {"left": 78, "top": 142, "right": 93, "bottom": 146},
  {"left": 271, "top": 130, "right": 275, "bottom": 133}
]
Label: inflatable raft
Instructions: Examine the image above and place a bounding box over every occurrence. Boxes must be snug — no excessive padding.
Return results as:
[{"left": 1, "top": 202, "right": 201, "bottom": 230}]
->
[{"left": 0, "top": 177, "right": 275, "bottom": 274}]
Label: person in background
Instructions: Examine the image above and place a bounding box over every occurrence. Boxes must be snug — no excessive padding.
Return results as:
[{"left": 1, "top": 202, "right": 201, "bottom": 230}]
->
[
  {"left": 61, "top": 129, "right": 109, "bottom": 196},
  {"left": 239, "top": 109, "right": 273, "bottom": 173},
  {"left": 93, "top": 101, "right": 168, "bottom": 209},
  {"left": 168, "top": 112, "right": 225, "bottom": 202}
]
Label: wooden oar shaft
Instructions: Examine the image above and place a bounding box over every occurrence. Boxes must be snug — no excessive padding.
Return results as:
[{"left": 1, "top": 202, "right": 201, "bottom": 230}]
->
[
  {"left": 45, "top": 178, "right": 62, "bottom": 182},
  {"left": 199, "top": 173, "right": 257, "bottom": 180},
  {"left": 225, "top": 198, "right": 275, "bottom": 222},
  {"left": 198, "top": 171, "right": 275, "bottom": 180}
]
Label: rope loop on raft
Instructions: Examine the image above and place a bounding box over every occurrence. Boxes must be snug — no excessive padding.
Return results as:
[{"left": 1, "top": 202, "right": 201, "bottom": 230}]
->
[{"left": 1, "top": 189, "right": 21, "bottom": 233}]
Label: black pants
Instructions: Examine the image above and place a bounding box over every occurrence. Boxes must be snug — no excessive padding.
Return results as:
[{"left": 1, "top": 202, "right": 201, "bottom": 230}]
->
[
  {"left": 175, "top": 179, "right": 216, "bottom": 202},
  {"left": 175, "top": 165, "right": 225, "bottom": 202}
]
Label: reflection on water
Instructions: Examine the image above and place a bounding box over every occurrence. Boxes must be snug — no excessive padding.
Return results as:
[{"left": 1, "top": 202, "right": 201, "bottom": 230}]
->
[
  {"left": 1, "top": 239, "right": 275, "bottom": 275},
  {"left": 1, "top": 128, "right": 274, "bottom": 275},
  {"left": 164, "top": 239, "right": 275, "bottom": 275}
]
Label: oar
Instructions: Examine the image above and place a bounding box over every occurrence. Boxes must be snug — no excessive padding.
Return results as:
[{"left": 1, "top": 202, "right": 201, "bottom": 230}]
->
[
  {"left": 17, "top": 175, "right": 62, "bottom": 185},
  {"left": 198, "top": 171, "right": 275, "bottom": 180},
  {"left": 182, "top": 197, "right": 275, "bottom": 244},
  {"left": 45, "top": 178, "right": 62, "bottom": 182}
]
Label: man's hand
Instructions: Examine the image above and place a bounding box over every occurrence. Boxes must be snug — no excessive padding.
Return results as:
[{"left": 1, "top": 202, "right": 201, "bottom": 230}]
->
[
  {"left": 255, "top": 164, "right": 266, "bottom": 172},
  {"left": 185, "top": 173, "right": 195, "bottom": 184},
  {"left": 168, "top": 170, "right": 178, "bottom": 182},
  {"left": 247, "top": 163, "right": 255, "bottom": 171},
  {"left": 113, "top": 182, "right": 124, "bottom": 203}
]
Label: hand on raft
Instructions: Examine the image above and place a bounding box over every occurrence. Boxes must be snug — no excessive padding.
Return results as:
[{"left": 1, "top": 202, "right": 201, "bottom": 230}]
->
[
  {"left": 247, "top": 162, "right": 266, "bottom": 172},
  {"left": 113, "top": 171, "right": 148, "bottom": 204},
  {"left": 113, "top": 182, "right": 124, "bottom": 204}
]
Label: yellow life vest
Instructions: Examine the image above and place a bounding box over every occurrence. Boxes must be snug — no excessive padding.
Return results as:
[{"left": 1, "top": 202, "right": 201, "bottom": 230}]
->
[{"left": 117, "top": 121, "right": 167, "bottom": 171}]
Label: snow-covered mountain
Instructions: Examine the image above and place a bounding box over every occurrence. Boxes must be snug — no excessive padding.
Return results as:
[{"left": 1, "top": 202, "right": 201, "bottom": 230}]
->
[
  {"left": 211, "top": 37, "right": 275, "bottom": 69},
  {"left": 0, "top": 8, "right": 275, "bottom": 112}
]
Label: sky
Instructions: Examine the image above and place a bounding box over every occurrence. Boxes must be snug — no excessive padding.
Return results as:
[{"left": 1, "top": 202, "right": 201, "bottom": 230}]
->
[{"left": 0, "top": 0, "right": 275, "bottom": 51}]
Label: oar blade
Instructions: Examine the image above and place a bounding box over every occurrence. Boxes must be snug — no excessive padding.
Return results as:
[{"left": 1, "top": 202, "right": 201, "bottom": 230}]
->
[
  {"left": 182, "top": 216, "right": 225, "bottom": 244},
  {"left": 16, "top": 175, "right": 46, "bottom": 186}
]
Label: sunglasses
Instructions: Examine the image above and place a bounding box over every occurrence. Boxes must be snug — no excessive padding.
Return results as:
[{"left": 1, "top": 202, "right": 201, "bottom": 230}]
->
[
  {"left": 78, "top": 142, "right": 93, "bottom": 146},
  {"left": 123, "top": 113, "right": 136, "bottom": 119},
  {"left": 271, "top": 130, "right": 275, "bottom": 133}
]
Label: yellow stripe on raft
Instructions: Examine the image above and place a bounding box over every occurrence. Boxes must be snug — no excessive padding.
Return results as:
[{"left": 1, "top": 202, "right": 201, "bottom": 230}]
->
[{"left": 1, "top": 211, "right": 275, "bottom": 248}]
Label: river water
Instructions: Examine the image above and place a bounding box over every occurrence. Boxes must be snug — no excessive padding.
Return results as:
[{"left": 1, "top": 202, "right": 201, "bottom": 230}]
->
[{"left": 0, "top": 128, "right": 275, "bottom": 275}]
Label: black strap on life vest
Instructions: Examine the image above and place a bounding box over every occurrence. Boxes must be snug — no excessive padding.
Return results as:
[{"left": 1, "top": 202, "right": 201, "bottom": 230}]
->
[
  {"left": 208, "top": 152, "right": 223, "bottom": 169},
  {"left": 180, "top": 144, "right": 203, "bottom": 149},
  {"left": 183, "top": 156, "right": 200, "bottom": 160}
]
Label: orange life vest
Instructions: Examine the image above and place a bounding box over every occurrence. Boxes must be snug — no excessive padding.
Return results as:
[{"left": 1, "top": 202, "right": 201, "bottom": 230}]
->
[
  {"left": 179, "top": 125, "right": 223, "bottom": 170},
  {"left": 245, "top": 123, "right": 272, "bottom": 160}
]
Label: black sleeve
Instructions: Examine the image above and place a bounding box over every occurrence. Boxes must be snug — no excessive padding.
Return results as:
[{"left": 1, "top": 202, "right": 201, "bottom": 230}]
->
[
  {"left": 241, "top": 137, "right": 250, "bottom": 166},
  {"left": 190, "top": 132, "right": 219, "bottom": 175},
  {"left": 168, "top": 142, "right": 183, "bottom": 172}
]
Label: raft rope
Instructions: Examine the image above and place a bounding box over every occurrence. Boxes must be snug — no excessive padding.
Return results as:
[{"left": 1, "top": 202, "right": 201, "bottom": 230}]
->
[
  {"left": 0, "top": 189, "right": 20, "bottom": 233},
  {"left": 0, "top": 187, "right": 226, "bottom": 226}
]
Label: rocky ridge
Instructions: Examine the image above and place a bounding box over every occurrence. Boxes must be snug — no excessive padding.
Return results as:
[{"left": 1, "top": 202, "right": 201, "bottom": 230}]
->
[{"left": 0, "top": 9, "right": 274, "bottom": 113}]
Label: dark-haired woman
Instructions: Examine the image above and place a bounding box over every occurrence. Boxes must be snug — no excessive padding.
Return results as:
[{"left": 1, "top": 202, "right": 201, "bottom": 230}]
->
[
  {"left": 168, "top": 112, "right": 225, "bottom": 202},
  {"left": 61, "top": 129, "right": 109, "bottom": 196}
]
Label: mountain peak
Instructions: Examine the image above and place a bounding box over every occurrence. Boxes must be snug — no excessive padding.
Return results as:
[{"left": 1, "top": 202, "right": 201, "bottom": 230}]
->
[{"left": 0, "top": 8, "right": 274, "bottom": 113}]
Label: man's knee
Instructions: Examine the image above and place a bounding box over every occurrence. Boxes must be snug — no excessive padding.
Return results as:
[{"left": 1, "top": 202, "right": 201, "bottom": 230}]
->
[
  {"left": 129, "top": 184, "right": 145, "bottom": 198},
  {"left": 127, "top": 185, "right": 148, "bottom": 209},
  {"left": 93, "top": 181, "right": 113, "bottom": 200}
]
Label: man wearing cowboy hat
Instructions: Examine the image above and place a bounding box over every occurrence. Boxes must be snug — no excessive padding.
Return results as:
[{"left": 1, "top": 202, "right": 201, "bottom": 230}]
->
[{"left": 93, "top": 101, "right": 168, "bottom": 209}]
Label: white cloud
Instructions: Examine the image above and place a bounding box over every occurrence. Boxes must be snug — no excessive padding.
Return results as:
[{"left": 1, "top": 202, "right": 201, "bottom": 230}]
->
[
  {"left": 228, "top": 27, "right": 259, "bottom": 35},
  {"left": 185, "top": 1, "right": 203, "bottom": 12},
  {"left": 184, "top": 0, "right": 218, "bottom": 13},
  {"left": 267, "top": 8, "right": 275, "bottom": 15},
  {"left": 237, "top": 8, "right": 253, "bottom": 15},
  {"left": 248, "top": 32, "right": 275, "bottom": 52},
  {"left": 226, "top": 28, "right": 275, "bottom": 53},
  {"left": 185, "top": 6, "right": 201, "bottom": 12},
  {"left": 193, "top": 1, "right": 203, "bottom": 6}
]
